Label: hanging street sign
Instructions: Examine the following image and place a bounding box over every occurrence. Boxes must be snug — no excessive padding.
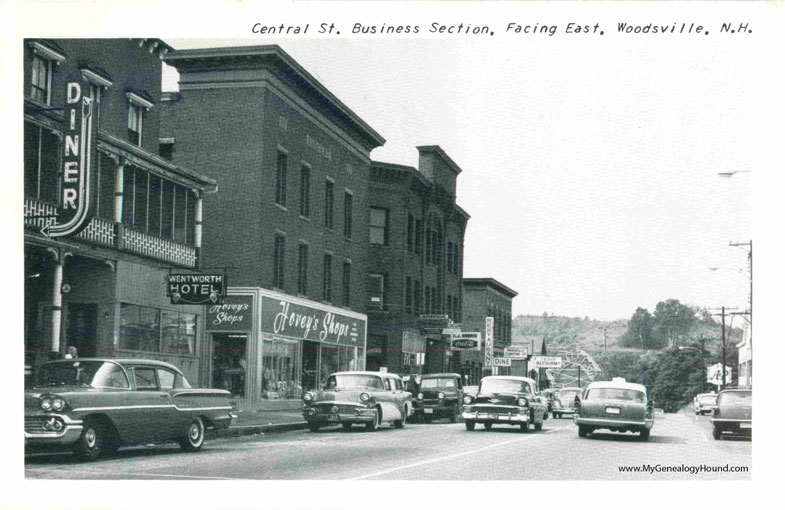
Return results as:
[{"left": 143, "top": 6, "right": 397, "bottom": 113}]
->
[
  {"left": 530, "top": 356, "right": 563, "bottom": 369},
  {"left": 493, "top": 357, "right": 512, "bottom": 367},
  {"left": 707, "top": 364, "right": 733, "bottom": 386},
  {"left": 167, "top": 273, "right": 226, "bottom": 305},
  {"left": 504, "top": 346, "right": 529, "bottom": 359},
  {"left": 450, "top": 332, "right": 482, "bottom": 351}
]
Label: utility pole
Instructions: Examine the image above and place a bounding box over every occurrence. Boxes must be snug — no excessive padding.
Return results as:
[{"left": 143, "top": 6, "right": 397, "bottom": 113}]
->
[
  {"left": 730, "top": 240, "right": 752, "bottom": 359},
  {"left": 578, "top": 365, "right": 581, "bottom": 388},
  {"left": 709, "top": 306, "right": 743, "bottom": 389},
  {"left": 603, "top": 328, "right": 607, "bottom": 352}
]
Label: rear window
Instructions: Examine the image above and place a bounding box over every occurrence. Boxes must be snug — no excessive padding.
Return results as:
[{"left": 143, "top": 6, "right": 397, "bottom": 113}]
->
[
  {"left": 719, "top": 391, "right": 751, "bottom": 405},
  {"left": 698, "top": 395, "right": 717, "bottom": 404},
  {"left": 585, "top": 388, "right": 645, "bottom": 402},
  {"left": 421, "top": 378, "right": 456, "bottom": 389}
]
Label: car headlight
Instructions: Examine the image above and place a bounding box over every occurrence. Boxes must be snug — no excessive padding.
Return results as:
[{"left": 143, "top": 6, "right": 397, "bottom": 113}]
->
[
  {"left": 463, "top": 395, "right": 473, "bottom": 405},
  {"left": 518, "top": 397, "right": 528, "bottom": 407},
  {"left": 40, "top": 397, "right": 52, "bottom": 411},
  {"left": 303, "top": 392, "right": 314, "bottom": 402},
  {"left": 359, "top": 392, "right": 371, "bottom": 402},
  {"left": 418, "top": 393, "right": 424, "bottom": 400},
  {"left": 438, "top": 392, "right": 445, "bottom": 399},
  {"left": 51, "top": 398, "right": 66, "bottom": 411}
]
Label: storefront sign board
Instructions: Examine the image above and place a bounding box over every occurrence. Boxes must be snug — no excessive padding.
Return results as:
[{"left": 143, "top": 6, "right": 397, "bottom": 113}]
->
[
  {"left": 530, "top": 356, "right": 563, "bottom": 369},
  {"left": 167, "top": 273, "right": 226, "bottom": 304},
  {"left": 260, "top": 295, "right": 366, "bottom": 347},
  {"left": 484, "top": 317, "right": 494, "bottom": 366},
  {"left": 206, "top": 294, "right": 254, "bottom": 332},
  {"left": 450, "top": 332, "right": 482, "bottom": 351}
]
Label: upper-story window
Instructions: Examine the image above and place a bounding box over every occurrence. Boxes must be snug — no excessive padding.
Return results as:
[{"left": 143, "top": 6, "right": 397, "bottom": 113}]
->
[
  {"left": 368, "top": 273, "right": 386, "bottom": 309},
  {"left": 342, "top": 260, "right": 352, "bottom": 307},
  {"left": 299, "top": 164, "right": 310, "bottom": 218},
  {"left": 323, "top": 252, "right": 333, "bottom": 302},
  {"left": 275, "top": 150, "right": 288, "bottom": 207},
  {"left": 126, "top": 91, "right": 154, "bottom": 147},
  {"left": 297, "top": 243, "right": 309, "bottom": 295},
  {"left": 369, "top": 207, "right": 388, "bottom": 246},
  {"left": 273, "top": 233, "right": 286, "bottom": 289},
  {"left": 344, "top": 191, "right": 353, "bottom": 239},
  {"left": 28, "top": 41, "right": 66, "bottom": 105},
  {"left": 407, "top": 214, "right": 414, "bottom": 254},
  {"left": 24, "top": 121, "right": 59, "bottom": 204},
  {"left": 324, "top": 179, "right": 335, "bottom": 230}
]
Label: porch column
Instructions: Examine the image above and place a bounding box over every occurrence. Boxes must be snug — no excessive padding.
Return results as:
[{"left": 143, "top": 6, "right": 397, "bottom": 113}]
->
[
  {"left": 50, "top": 259, "right": 64, "bottom": 356},
  {"left": 193, "top": 190, "right": 203, "bottom": 268},
  {"left": 113, "top": 157, "right": 126, "bottom": 249}
]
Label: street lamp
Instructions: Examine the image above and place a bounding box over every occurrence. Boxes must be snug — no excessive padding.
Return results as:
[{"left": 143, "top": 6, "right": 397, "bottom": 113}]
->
[{"left": 717, "top": 170, "right": 751, "bottom": 178}]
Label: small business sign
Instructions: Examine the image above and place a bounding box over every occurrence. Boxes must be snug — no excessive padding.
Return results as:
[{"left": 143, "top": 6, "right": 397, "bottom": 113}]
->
[
  {"left": 504, "top": 346, "right": 528, "bottom": 359},
  {"left": 707, "top": 364, "right": 733, "bottom": 385},
  {"left": 493, "top": 357, "right": 512, "bottom": 367},
  {"left": 167, "top": 273, "right": 226, "bottom": 305},
  {"left": 46, "top": 80, "right": 97, "bottom": 238},
  {"left": 530, "top": 356, "right": 563, "bottom": 369},
  {"left": 484, "top": 317, "right": 494, "bottom": 366},
  {"left": 442, "top": 327, "right": 461, "bottom": 336},
  {"left": 206, "top": 294, "right": 254, "bottom": 332},
  {"left": 450, "top": 332, "right": 482, "bottom": 351}
]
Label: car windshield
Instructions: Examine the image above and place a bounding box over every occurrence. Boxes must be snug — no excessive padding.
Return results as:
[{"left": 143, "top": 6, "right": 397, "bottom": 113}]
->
[
  {"left": 698, "top": 395, "right": 718, "bottom": 404},
  {"left": 421, "top": 377, "right": 456, "bottom": 389},
  {"left": 559, "top": 390, "right": 581, "bottom": 401},
  {"left": 35, "top": 361, "right": 130, "bottom": 389},
  {"left": 719, "top": 391, "right": 751, "bottom": 405},
  {"left": 585, "top": 388, "right": 645, "bottom": 402},
  {"left": 480, "top": 379, "right": 533, "bottom": 394},
  {"left": 328, "top": 374, "right": 384, "bottom": 390}
]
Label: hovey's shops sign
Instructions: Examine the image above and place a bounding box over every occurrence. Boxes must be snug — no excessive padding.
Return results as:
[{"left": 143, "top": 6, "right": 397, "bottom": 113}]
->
[
  {"left": 261, "top": 296, "right": 365, "bottom": 347},
  {"left": 167, "top": 274, "right": 226, "bottom": 305},
  {"left": 46, "top": 80, "right": 98, "bottom": 238}
]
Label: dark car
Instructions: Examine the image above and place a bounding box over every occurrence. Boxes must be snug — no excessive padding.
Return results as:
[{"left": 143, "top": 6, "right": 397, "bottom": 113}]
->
[
  {"left": 710, "top": 388, "right": 751, "bottom": 440},
  {"left": 462, "top": 376, "right": 548, "bottom": 432},
  {"left": 302, "top": 371, "right": 412, "bottom": 432},
  {"left": 694, "top": 392, "right": 718, "bottom": 415},
  {"left": 552, "top": 387, "right": 582, "bottom": 418},
  {"left": 414, "top": 373, "right": 464, "bottom": 423},
  {"left": 25, "top": 359, "right": 234, "bottom": 461},
  {"left": 573, "top": 379, "right": 654, "bottom": 440}
]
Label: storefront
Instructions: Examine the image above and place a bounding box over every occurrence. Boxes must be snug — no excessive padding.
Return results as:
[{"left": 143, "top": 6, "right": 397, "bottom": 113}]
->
[{"left": 205, "top": 288, "right": 367, "bottom": 410}]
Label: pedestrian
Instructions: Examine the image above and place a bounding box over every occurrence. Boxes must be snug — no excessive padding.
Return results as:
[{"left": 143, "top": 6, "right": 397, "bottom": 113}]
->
[{"left": 64, "top": 346, "right": 78, "bottom": 359}]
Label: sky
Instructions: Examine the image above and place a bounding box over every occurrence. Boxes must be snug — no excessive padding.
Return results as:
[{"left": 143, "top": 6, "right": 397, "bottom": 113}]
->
[{"left": 163, "top": 35, "right": 752, "bottom": 321}]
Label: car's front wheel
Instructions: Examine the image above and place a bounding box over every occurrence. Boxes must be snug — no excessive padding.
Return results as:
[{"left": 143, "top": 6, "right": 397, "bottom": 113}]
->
[
  {"left": 465, "top": 420, "right": 476, "bottom": 431},
  {"left": 180, "top": 417, "right": 205, "bottom": 451},
  {"left": 449, "top": 404, "right": 460, "bottom": 423},
  {"left": 366, "top": 408, "right": 380, "bottom": 431},
  {"left": 483, "top": 422, "right": 493, "bottom": 430},
  {"left": 394, "top": 407, "right": 407, "bottom": 429},
  {"left": 640, "top": 429, "right": 650, "bottom": 441},
  {"left": 712, "top": 425, "right": 722, "bottom": 440},
  {"left": 578, "top": 425, "right": 590, "bottom": 438},
  {"left": 342, "top": 423, "right": 353, "bottom": 430},
  {"left": 74, "top": 418, "right": 106, "bottom": 461}
]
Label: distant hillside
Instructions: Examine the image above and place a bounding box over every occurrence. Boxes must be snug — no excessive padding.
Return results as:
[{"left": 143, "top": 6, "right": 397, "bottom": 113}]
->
[
  {"left": 512, "top": 315, "right": 628, "bottom": 354},
  {"left": 512, "top": 314, "right": 743, "bottom": 356}
]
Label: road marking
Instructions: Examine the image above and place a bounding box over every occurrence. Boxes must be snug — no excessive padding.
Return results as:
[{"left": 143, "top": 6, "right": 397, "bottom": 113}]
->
[
  {"left": 347, "top": 426, "right": 569, "bottom": 480},
  {"left": 26, "top": 466, "right": 240, "bottom": 480}
]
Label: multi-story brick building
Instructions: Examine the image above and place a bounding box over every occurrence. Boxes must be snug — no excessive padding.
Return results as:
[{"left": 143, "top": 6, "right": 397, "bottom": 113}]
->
[
  {"left": 366, "top": 147, "right": 470, "bottom": 375},
  {"left": 23, "top": 39, "right": 216, "bottom": 383},
  {"left": 160, "top": 45, "right": 384, "bottom": 408},
  {"left": 460, "top": 278, "right": 517, "bottom": 384}
]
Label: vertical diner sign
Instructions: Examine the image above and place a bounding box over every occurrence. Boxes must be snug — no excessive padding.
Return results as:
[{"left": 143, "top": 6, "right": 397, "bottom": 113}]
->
[
  {"left": 47, "top": 80, "right": 97, "bottom": 238},
  {"left": 484, "top": 316, "right": 494, "bottom": 366}
]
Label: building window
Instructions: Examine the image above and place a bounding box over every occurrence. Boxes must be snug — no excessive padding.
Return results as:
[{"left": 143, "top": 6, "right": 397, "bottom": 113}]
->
[
  {"left": 297, "top": 243, "right": 308, "bottom": 295},
  {"left": 30, "top": 54, "right": 51, "bottom": 104},
  {"left": 447, "top": 294, "right": 453, "bottom": 321},
  {"left": 324, "top": 179, "right": 334, "bottom": 230},
  {"left": 415, "top": 219, "right": 423, "bottom": 255},
  {"left": 273, "top": 233, "right": 285, "bottom": 289},
  {"left": 119, "top": 304, "right": 160, "bottom": 352},
  {"left": 369, "top": 207, "right": 388, "bottom": 246},
  {"left": 342, "top": 261, "right": 351, "bottom": 307},
  {"left": 344, "top": 191, "right": 353, "bottom": 239},
  {"left": 275, "top": 151, "right": 288, "bottom": 207},
  {"left": 161, "top": 310, "right": 197, "bottom": 355},
  {"left": 127, "top": 104, "right": 143, "bottom": 146},
  {"left": 368, "top": 273, "right": 385, "bottom": 309},
  {"left": 23, "top": 121, "right": 59, "bottom": 204},
  {"left": 425, "top": 286, "right": 432, "bottom": 315},
  {"left": 405, "top": 277, "right": 413, "bottom": 315},
  {"left": 414, "top": 279, "right": 422, "bottom": 315},
  {"left": 447, "top": 242, "right": 454, "bottom": 274},
  {"left": 454, "top": 244, "right": 461, "bottom": 275},
  {"left": 299, "top": 165, "right": 310, "bottom": 218},
  {"left": 159, "top": 142, "right": 174, "bottom": 161},
  {"left": 407, "top": 214, "right": 414, "bottom": 254},
  {"left": 323, "top": 253, "right": 333, "bottom": 302}
]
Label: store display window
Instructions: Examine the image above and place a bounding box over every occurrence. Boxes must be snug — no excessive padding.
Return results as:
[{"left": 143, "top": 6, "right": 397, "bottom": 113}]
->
[{"left": 262, "top": 337, "right": 300, "bottom": 400}]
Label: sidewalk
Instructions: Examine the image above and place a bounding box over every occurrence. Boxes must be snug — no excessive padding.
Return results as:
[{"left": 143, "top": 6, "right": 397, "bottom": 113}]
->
[{"left": 216, "top": 408, "right": 308, "bottom": 438}]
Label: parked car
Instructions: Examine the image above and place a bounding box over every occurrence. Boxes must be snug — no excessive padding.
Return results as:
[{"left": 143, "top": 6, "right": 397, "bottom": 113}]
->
[
  {"left": 413, "top": 373, "right": 464, "bottom": 423},
  {"left": 710, "top": 388, "right": 752, "bottom": 440},
  {"left": 302, "top": 371, "right": 412, "bottom": 432},
  {"left": 552, "top": 387, "right": 582, "bottom": 418},
  {"left": 462, "top": 376, "right": 548, "bottom": 432},
  {"left": 573, "top": 378, "right": 654, "bottom": 440},
  {"left": 693, "top": 392, "right": 718, "bottom": 415},
  {"left": 24, "top": 359, "right": 234, "bottom": 461},
  {"left": 403, "top": 375, "right": 422, "bottom": 417},
  {"left": 463, "top": 385, "right": 479, "bottom": 398}
]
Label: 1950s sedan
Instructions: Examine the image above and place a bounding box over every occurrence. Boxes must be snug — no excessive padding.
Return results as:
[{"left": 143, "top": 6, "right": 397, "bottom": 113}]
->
[
  {"left": 302, "top": 371, "right": 413, "bottom": 432},
  {"left": 461, "top": 376, "right": 548, "bottom": 432},
  {"left": 413, "top": 373, "right": 465, "bottom": 423},
  {"left": 574, "top": 378, "right": 654, "bottom": 440},
  {"left": 710, "top": 388, "right": 751, "bottom": 440},
  {"left": 25, "top": 359, "right": 234, "bottom": 460}
]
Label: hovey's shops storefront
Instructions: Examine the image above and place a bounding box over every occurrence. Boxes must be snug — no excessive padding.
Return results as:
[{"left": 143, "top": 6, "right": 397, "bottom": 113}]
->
[{"left": 205, "top": 288, "right": 367, "bottom": 410}]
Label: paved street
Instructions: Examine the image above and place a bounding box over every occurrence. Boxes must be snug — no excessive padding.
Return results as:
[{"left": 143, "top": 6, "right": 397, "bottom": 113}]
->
[{"left": 25, "top": 409, "right": 750, "bottom": 480}]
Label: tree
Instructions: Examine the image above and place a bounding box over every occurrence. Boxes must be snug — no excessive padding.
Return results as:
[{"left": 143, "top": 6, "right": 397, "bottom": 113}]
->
[
  {"left": 651, "top": 299, "right": 696, "bottom": 348},
  {"left": 620, "top": 307, "right": 652, "bottom": 348},
  {"left": 649, "top": 348, "right": 710, "bottom": 412}
]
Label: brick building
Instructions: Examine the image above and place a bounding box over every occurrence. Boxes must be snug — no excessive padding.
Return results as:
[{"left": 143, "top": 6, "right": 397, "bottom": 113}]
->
[
  {"left": 366, "top": 147, "right": 470, "bottom": 375},
  {"left": 23, "top": 39, "right": 216, "bottom": 383},
  {"left": 460, "top": 278, "right": 517, "bottom": 384},
  {"left": 160, "top": 45, "right": 384, "bottom": 408}
]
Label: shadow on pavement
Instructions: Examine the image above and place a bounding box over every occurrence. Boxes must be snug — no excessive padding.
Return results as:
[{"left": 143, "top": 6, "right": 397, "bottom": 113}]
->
[{"left": 584, "top": 432, "right": 686, "bottom": 444}]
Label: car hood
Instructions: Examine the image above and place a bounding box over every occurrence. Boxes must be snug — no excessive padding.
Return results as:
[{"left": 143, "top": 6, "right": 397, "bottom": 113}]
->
[
  {"left": 474, "top": 393, "right": 526, "bottom": 405},
  {"left": 25, "top": 386, "right": 105, "bottom": 414}
]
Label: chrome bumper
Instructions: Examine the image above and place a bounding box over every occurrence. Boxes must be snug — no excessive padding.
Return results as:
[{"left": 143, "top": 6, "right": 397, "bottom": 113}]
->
[
  {"left": 25, "top": 414, "right": 84, "bottom": 445},
  {"left": 462, "top": 411, "right": 529, "bottom": 423},
  {"left": 574, "top": 416, "right": 653, "bottom": 429},
  {"left": 303, "top": 407, "right": 377, "bottom": 424}
]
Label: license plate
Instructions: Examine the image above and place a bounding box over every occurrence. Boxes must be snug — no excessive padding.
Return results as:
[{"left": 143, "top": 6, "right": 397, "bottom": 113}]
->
[
  {"left": 424, "top": 408, "right": 434, "bottom": 414},
  {"left": 740, "top": 423, "right": 751, "bottom": 429},
  {"left": 490, "top": 413, "right": 498, "bottom": 419},
  {"left": 327, "top": 415, "right": 339, "bottom": 422},
  {"left": 605, "top": 407, "right": 620, "bottom": 415}
]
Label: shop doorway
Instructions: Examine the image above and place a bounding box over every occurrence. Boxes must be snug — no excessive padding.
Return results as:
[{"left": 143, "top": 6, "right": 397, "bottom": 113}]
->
[
  {"left": 212, "top": 333, "right": 247, "bottom": 397},
  {"left": 301, "top": 341, "right": 319, "bottom": 393},
  {"left": 66, "top": 303, "right": 97, "bottom": 358}
]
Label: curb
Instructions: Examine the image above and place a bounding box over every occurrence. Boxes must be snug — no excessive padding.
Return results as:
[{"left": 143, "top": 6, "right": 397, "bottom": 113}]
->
[{"left": 216, "top": 421, "right": 308, "bottom": 438}]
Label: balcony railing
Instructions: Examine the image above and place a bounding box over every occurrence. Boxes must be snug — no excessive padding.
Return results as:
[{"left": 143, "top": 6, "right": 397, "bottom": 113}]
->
[{"left": 24, "top": 197, "right": 196, "bottom": 268}]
